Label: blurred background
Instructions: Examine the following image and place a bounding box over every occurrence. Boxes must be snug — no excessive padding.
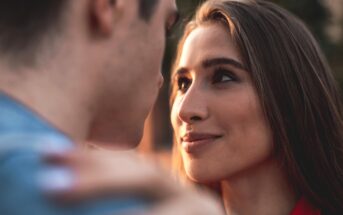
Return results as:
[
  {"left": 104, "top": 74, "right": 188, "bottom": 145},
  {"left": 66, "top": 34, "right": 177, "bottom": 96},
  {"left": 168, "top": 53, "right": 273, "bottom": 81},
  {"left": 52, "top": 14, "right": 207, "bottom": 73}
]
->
[{"left": 138, "top": 0, "right": 343, "bottom": 167}]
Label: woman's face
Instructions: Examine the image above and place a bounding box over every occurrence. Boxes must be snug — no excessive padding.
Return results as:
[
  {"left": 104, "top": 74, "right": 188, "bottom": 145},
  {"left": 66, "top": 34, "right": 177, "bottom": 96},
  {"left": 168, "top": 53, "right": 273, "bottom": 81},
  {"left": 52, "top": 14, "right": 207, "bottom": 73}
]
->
[{"left": 171, "top": 24, "right": 273, "bottom": 183}]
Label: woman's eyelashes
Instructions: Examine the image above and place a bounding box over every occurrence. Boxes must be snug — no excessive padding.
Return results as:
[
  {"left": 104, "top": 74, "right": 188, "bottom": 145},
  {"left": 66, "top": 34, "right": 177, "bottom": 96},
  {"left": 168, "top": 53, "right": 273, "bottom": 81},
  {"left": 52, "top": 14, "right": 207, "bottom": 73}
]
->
[
  {"left": 175, "top": 68, "right": 239, "bottom": 93},
  {"left": 212, "top": 67, "right": 238, "bottom": 84}
]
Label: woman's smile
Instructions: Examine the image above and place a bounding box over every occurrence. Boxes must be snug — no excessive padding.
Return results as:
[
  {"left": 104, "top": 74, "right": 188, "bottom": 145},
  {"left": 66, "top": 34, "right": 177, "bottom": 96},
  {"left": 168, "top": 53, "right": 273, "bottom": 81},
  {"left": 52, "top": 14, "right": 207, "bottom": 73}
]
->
[{"left": 181, "top": 132, "right": 223, "bottom": 153}]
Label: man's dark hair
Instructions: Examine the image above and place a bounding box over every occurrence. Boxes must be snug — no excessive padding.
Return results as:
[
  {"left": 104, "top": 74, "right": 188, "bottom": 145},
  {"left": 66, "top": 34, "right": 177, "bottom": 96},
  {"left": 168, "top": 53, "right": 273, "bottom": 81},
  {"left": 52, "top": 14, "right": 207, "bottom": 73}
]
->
[
  {"left": 0, "top": 0, "right": 158, "bottom": 65},
  {"left": 0, "top": 0, "right": 67, "bottom": 64},
  {"left": 139, "top": 0, "right": 159, "bottom": 21}
]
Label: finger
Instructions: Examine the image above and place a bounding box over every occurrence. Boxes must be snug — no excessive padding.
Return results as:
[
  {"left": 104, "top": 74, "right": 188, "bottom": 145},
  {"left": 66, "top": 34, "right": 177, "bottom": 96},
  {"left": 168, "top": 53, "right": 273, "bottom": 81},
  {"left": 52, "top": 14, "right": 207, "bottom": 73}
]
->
[
  {"left": 43, "top": 146, "right": 118, "bottom": 167},
  {"left": 58, "top": 152, "right": 179, "bottom": 201},
  {"left": 41, "top": 148, "right": 183, "bottom": 204}
]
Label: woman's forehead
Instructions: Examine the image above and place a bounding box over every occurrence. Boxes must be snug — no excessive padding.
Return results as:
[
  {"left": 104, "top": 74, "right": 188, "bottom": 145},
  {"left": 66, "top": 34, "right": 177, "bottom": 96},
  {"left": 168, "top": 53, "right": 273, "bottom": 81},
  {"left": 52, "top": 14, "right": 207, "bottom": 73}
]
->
[{"left": 178, "top": 24, "right": 241, "bottom": 68}]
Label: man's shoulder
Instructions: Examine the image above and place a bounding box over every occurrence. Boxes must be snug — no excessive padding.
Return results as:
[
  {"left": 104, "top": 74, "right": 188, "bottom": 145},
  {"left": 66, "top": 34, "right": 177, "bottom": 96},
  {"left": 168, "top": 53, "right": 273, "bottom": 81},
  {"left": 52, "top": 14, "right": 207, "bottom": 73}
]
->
[
  {"left": 0, "top": 133, "right": 74, "bottom": 215},
  {"left": 0, "top": 94, "right": 150, "bottom": 215},
  {"left": 0, "top": 134, "right": 149, "bottom": 215}
]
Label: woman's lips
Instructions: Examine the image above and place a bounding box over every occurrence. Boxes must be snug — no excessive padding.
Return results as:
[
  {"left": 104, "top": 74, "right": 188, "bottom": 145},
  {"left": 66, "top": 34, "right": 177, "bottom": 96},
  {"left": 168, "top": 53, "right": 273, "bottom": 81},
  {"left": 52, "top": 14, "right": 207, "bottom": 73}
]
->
[{"left": 181, "top": 132, "right": 222, "bottom": 153}]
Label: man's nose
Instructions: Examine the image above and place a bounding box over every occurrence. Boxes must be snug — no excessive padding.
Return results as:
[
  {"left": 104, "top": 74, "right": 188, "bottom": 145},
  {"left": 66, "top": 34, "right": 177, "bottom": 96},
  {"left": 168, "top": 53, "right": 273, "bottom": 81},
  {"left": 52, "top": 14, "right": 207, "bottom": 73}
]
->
[{"left": 177, "top": 85, "right": 208, "bottom": 124}]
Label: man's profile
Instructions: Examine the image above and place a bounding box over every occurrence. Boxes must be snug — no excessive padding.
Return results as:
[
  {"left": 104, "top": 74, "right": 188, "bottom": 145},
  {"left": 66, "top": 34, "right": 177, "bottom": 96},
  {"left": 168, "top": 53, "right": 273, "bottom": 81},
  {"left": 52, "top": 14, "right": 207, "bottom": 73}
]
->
[{"left": 0, "top": 0, "right": 179, "bottom": 214}]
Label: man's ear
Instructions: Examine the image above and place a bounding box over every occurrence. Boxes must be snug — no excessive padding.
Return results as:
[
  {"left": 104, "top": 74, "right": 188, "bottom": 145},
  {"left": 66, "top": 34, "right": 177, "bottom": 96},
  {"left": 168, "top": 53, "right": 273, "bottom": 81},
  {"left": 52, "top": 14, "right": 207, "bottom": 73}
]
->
[{"left": 90, "top": 0, "right": 123, "bottom": 36}]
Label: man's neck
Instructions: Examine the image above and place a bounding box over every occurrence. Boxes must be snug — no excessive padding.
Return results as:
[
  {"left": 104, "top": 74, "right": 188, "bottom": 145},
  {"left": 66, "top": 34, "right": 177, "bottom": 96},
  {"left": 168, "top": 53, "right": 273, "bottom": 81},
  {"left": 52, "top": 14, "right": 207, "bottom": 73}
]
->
[{"left": 0, "top": 61, "right": 93, "bottom": 141}]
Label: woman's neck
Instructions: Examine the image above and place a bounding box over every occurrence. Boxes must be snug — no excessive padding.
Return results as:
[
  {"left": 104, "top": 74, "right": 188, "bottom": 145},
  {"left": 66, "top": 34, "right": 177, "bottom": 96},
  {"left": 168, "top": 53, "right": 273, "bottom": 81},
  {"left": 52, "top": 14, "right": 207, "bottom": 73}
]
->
[{"left": 220, "top": 159, "right": 298, "bottom": 215}]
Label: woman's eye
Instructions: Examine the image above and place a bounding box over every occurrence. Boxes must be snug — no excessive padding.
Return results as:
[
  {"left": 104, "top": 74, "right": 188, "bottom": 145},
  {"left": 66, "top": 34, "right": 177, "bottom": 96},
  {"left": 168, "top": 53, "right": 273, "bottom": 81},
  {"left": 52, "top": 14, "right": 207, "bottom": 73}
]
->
[
  {"left": 177, "top": 77, "right": 191, "bottom": 92},
  {"left": 212, "top": 69, "right": 237, "bottom": 84}
]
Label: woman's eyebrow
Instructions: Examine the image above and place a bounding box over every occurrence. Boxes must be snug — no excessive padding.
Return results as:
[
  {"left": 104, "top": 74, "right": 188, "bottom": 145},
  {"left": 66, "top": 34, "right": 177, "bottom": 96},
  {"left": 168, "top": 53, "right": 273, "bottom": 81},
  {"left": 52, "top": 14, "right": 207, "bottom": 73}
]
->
[
  {"left": 174, "top": 57, "right": 246, "bottom": 79},
  {"left": 202, "top": 57, "right": 246, "bottom": 70}
]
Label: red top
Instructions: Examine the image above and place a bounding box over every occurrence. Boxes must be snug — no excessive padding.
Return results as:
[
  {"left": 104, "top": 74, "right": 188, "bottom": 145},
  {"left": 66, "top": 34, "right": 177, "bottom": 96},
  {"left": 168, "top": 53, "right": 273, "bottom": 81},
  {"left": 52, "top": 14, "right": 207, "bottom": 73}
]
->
[{"left": 290, "top": 197, "right": 321, "bottom": 215}]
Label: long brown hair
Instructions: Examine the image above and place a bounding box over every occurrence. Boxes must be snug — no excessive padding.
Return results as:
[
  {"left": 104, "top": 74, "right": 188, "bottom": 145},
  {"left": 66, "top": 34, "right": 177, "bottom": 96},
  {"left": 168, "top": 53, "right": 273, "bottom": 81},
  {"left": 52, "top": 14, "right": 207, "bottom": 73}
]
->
[{"left": 170, "top": 0, "right": 343, "bottom": 214}]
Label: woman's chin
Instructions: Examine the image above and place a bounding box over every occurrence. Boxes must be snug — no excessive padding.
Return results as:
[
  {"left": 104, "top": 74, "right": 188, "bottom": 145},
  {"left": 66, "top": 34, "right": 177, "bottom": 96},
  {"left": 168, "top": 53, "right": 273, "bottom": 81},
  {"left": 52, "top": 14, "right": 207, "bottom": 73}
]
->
[{"left": 185, "top": 170, "right": 222, "bottom": 184}]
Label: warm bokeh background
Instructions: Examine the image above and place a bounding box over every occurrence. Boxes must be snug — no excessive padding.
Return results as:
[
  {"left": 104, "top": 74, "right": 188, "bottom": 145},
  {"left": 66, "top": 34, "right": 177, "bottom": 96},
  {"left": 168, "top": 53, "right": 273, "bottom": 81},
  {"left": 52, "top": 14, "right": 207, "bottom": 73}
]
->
[{"left": 138, "top": 0, "right": 343, "bottom": 167}]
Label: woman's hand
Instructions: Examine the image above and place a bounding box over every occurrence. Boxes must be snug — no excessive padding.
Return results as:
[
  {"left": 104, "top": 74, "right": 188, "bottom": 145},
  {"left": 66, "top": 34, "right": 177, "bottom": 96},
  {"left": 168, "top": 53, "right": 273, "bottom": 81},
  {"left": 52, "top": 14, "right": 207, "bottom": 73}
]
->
[{"left": 42, "top": 148, "right": 225, "bottom": 215}]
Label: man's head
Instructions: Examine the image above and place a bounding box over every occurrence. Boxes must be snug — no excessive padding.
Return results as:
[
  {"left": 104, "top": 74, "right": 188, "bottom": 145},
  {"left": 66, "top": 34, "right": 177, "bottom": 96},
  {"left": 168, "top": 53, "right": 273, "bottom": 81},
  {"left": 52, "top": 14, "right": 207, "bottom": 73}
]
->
[
  {"left": 0, "top": 0, "right": 161, "bottom": 65},
  {"left": 0, "top": 0, "right": 178, "bottom": 148},
  {"left": 85, "top": 0, "right": 179, "bottom": 148}
]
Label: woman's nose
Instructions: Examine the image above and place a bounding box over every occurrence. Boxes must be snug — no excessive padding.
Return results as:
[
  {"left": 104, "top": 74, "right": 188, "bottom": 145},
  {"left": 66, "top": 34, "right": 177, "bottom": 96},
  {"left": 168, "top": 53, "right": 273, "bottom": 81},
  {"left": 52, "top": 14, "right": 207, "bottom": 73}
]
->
[{"left": 177, "top": 86, "right": 208, "bottom": 124}]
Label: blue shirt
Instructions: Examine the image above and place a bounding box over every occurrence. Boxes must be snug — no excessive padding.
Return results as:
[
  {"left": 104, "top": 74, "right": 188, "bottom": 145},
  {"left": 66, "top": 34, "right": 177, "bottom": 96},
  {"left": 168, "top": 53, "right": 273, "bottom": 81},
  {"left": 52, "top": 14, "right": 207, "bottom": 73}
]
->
[{"left": 0, "top": 93, "right": 149, "bottom": 215}]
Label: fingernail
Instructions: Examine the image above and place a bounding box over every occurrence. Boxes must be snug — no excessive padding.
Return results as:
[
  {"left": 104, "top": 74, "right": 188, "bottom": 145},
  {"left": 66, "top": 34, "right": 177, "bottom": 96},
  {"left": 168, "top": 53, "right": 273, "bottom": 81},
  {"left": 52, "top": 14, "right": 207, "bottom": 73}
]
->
[{"left": 37, "top": 167, "right": 75, "bottom": 192}]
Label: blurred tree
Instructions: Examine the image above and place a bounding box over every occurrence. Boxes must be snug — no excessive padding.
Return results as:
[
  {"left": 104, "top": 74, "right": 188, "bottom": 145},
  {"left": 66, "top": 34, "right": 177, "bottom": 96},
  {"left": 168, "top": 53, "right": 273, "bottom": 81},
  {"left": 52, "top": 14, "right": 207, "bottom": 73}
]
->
[{"left": 274, "top": 0, "right": 329, "bottom": 49}]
